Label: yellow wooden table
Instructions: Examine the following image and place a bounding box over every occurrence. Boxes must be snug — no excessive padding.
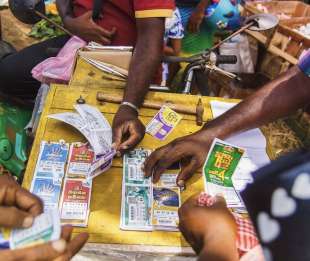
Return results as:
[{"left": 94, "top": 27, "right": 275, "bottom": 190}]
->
[{"left": 23, "top": 84, "right": 247, "bottom": 256}]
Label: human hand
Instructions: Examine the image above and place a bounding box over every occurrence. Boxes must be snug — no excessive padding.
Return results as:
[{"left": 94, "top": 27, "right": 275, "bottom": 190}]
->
[
  {"left": 0, "top": 225, "right": 89, "bottom": 261},
  {"left": 63, "top": 11, "right": 116, "bottom": 44},
  {"left": 144, "top": 131, "right": 211, "bottom": 186},
  {"left": 178, "top": 193, "right": 237, "bottom": 259},
  {"left": 112, "top": 105, "right": 145, "bottom": 155},
  {"left": 0, "top": 174, "right": 43, "bottom": 228},
  {"left": 187, "top": 9, "right": 205, "bottom": 33}
]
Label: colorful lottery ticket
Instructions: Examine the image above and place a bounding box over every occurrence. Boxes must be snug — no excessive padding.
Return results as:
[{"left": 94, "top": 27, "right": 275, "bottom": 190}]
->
[
  {"left": 30, "top": 141, "right": 69, "bottom": 211},
  {"left": 33, "top": 141, "right": 69, "bottom": 183},
  {"left": 66, "top": 142, "right": 94, "bottom": 178},
  {"left": 152, "top": 173, "right": 181, "bottom": 231},
  {"left": 31, "top": 178, "right": 62, "bottom": 210},
  {"left": 146, "top": 105, "right": 182, "bottom": 140},
  {"left": 59, "top": 178, "right": 92, "bottom": 227},
  {"left": 120, "top": 148, "right": 153, "bottom": 231},
  {"left": 10, "top": 209, "right": 61, "bottom": 249},
  {"left": 203, "top": 138, "right": 245, "bottom": 207}
]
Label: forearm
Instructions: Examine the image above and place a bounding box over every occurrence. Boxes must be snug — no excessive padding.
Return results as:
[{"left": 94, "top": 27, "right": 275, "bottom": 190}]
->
[
  {"left": 56, "top": 0, "right": 73, "bottom": 23},
  {"left": 198, "top": 230, "right": 238, "bottom": 261},
  {"left": 200, "top": 66, "right": 310, "bottom": 141},
  {"left": 123, "top": 18, "right": 165, "bottom": 106}
]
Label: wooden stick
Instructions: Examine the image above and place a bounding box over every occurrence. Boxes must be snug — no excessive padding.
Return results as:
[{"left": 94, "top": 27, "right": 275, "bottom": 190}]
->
[
  {"left": 96, "top": 92, "right": 197, "bottom": 115},
  {"left": 33, "top": 10, "right": 73, "bottom": 36}
]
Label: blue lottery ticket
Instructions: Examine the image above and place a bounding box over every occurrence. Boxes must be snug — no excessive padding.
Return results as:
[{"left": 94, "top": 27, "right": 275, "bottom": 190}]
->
[
  {"left": 31, "top": 178, "right": 61, "bottom": 211},
  {"left": 35, "top": 141, "right": 69, "bottom": 181}
]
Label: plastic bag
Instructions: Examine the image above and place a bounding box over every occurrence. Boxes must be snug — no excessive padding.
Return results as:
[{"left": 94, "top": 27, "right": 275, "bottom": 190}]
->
[{"left": 31, "top": 36, "right": 86, "bottom": 84}]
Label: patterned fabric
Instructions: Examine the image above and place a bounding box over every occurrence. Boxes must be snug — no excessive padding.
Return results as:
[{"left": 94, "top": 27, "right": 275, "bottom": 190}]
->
[
  {"left": 165, "top": 8, "right": 184, "bottom": 42},
  {"left": 241, "top": 150, "right": 310, "bottom": 261},
  {"left": 298, "top": 49, "right": 310, "bottom": 77},
  {"left": 233, "top": 212, "right": 259, "bottom": 256},
  {"left": 196, "top": 192, "right": 259, "bottom": 257}
]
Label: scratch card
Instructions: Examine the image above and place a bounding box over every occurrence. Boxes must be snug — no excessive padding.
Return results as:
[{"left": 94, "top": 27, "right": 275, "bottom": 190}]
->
[{"left": 146, "top": 106, "right": 182, "bottom": 140}]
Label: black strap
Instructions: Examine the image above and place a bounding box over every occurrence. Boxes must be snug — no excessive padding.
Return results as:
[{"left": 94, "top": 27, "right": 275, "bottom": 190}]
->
[{"left": 92, "top": 0, "right": 103, "bottom": 20}]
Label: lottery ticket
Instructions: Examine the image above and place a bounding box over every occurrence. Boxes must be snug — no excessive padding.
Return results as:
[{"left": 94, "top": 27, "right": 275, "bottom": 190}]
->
[
  {"left": 49, "top": 106, "right": 113, "bottom": 157},
  {"left": 66, "top": 143, "right": 94, "bottom": 178},
  {"left": 59, "top": 178, "right": 92, "bottom": 227},
  {"left": 121, "top": 148, "right": 153, "bottom": 231},
  {"left": 203, "top": 138, "right": 245, "bottom": 207},
  {"left": 75, "top": 104, "right": 112, "bottom": 155},
  {"left": 152, "top": 186, "right": 180, "bottom": 231},
  {"left": 30, "top": 141, "right": 69, "bottom": 211},
  {"left": 48, "top": 113, "right": 92, "bottom": 144},
  {"left": 152, "top": 173, "right": 180, "bottom": 231},
  {"left": 33, "top": 141, "right": 69, "bottom": 183},
  {"left": 146, "top": 105, "right": 182, "bottom": 140},
  {"left": 31, "top": 178, "right": 62, "bottom": 211},
  {"left": 123, "top": 148, "right": 152, "bottom": 186},
  {"left": 10, "top": 209, "right": 60, "bottom": 249},
  {"left": 121, "top": 185, "right": 153, "bottom": 231},
  {"left": 89, "top": 148, "right": 115, "bottom": 175}
]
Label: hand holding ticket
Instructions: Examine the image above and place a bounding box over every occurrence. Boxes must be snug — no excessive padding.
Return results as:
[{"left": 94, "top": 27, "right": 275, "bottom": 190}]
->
[{"left": 48, "top": 105, "right": 116, "bottom": 178}]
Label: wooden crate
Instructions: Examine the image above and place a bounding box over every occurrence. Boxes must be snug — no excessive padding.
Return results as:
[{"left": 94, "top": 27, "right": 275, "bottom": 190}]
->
[
  {"left": 279, "top": 17, "right": 310, "bottom": 41},
  {"left": 245, "top": 1, "right": 310, "bottom": 20}
]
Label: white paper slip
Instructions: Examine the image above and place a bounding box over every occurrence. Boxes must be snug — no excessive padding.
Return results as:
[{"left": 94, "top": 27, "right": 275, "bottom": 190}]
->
[{"left": 210, "top": 100, "right": 270, "bottom": 170}]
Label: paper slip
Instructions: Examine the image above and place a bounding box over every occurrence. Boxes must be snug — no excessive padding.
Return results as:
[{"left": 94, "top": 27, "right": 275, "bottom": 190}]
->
[
  {"left": 59, "top": 178, "right": 92, "bottom": 227},
  {"left": 10, "top": 209, "right": 61, "bottom": 249},
  {"left": 66, "top": 142, "right": 94, "bottom": 178},
  {"left": 48, "top": 106, "right": 112, "bottom": 157},
  {"left": 30, "top": 141, "right": 69, "bottom": 211},
  {"left": 152, "top": 174, "right": 181, "bottom": 231},
  {"left": 121, "top": 149, "right": 153, "bottom": 231},
  {"left": 74, "top": 104, "right": 112, "bottom": 150},
  {"left": 203, "top": 139, "right": 245, "bottom": 208},
  {"left": 146, "top": 106, "right": 182, "bottom": 140}
]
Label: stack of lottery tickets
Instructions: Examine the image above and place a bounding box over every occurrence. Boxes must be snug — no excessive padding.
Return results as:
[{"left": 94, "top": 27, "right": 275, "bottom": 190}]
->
[
  {"left": 30, "top": 141, "right": 69, "bottom": 211},
  {"left": 48, "top": 104, "right": 116, "bottom": 177},
  {"left": 59, "top": 142, "right": 94, "bottom": 227},
  {"left": 30, "top": 142, "right": 98, "bottom": 227},
  {"left": 120, "top": 148, "right": 181, "bottom": 231}
]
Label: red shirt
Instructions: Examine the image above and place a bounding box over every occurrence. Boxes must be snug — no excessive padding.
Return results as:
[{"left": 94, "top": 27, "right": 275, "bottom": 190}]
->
[{"left": 72, "top": 0, "right": 175, "bottom": 46}]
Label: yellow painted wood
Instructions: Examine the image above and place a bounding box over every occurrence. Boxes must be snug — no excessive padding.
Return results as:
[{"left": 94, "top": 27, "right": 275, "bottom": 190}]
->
[
  {"left": 69, "top": 58, "right": 126, "bottom": 88},
  {"left": 23, "top": 84, "right": 269, "bottom": 247}
]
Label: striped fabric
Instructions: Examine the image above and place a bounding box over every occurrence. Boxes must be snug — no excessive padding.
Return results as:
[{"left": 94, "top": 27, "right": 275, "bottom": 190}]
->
[{"left": 233, "top": 212, "right": 259, "bottom": 256}]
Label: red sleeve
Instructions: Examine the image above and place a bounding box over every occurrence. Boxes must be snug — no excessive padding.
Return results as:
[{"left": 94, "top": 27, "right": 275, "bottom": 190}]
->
[{"left": 134, "top": 0, "right": 175, "bottom": 18}]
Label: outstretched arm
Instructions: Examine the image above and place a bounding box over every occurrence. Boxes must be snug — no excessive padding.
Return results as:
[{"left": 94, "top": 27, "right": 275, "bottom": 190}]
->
[
  {"left": 145, "top": 65, "right": 310, "bottom": 186},
  {"left": 112, "top": 18, "right": 165, "bottom": 154}
]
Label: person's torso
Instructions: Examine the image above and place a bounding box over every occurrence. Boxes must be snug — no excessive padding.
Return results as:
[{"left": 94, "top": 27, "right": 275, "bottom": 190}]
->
[{"left": 72, "top": 0, "right": 137, "bottom": 46}]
